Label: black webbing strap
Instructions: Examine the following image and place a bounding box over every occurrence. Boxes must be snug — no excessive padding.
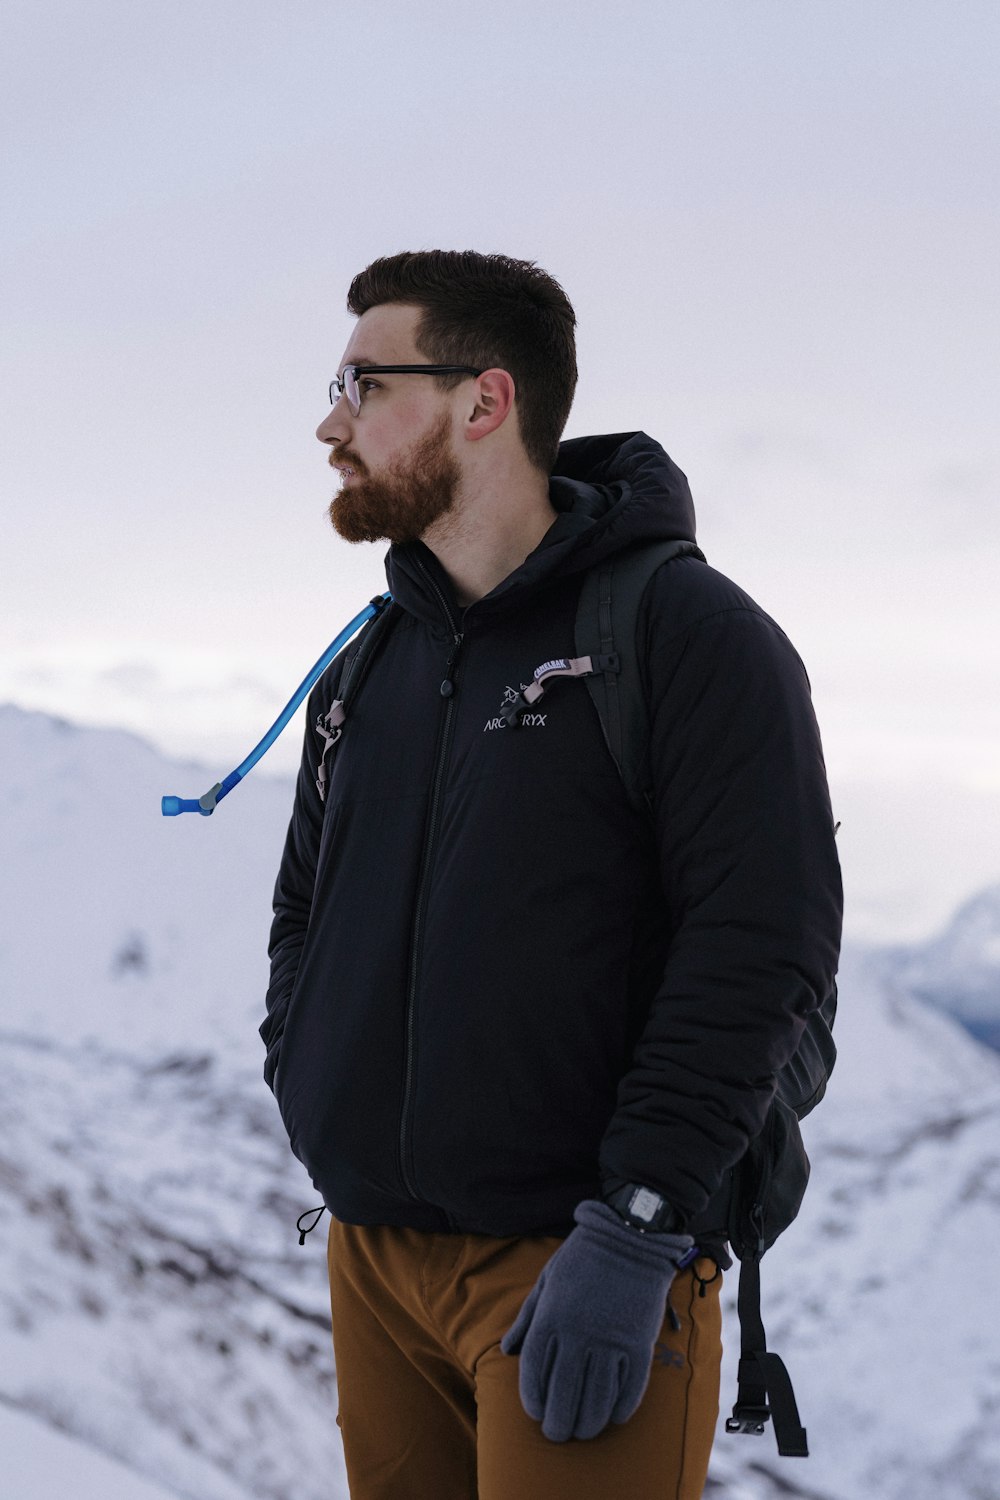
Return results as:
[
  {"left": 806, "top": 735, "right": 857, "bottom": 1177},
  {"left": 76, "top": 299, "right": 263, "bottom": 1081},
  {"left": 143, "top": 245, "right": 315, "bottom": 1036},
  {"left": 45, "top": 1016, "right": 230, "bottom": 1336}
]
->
[
  {"left": 339, "top": 594, "right": 397, "bottom": 709},
  {"left": 595, "top": 562, "right": 623, "bottom": 770},
  {"left": 574, "top": 539, "right": 705, "bottom": 811},
  {"left": 726, "top": 1255, "right": 809, "bottom": 1457}
]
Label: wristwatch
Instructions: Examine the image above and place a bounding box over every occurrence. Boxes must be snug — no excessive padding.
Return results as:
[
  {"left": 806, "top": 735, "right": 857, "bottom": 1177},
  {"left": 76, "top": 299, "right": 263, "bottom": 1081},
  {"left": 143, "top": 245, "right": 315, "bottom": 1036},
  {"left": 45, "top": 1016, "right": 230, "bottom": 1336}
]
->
[{"left": 604, "top": 1181, "right": 684, "bottom": 1234}]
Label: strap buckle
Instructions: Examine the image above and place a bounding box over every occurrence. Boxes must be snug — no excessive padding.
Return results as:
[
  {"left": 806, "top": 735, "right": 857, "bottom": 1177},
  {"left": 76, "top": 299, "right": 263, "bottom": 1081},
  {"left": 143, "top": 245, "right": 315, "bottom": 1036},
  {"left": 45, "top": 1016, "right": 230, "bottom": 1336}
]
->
[
  {"left": 727, "top": 1351, "right": 809, "bottom": 1456},
  {"left": 504, "top": 654, "right": 616, "bottom": 728},
  {"left": 315, "top": 702, "right": 346, "bottom": 799},
  {"left": 725, "top": 1406, "right": 771, "bottom": 1437}
]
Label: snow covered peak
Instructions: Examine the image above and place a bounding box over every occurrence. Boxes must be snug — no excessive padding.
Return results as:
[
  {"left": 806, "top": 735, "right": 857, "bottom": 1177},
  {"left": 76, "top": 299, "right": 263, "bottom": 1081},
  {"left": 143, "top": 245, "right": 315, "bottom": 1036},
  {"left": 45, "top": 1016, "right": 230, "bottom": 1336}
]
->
[{"left": 876, "top": 880, "right": 1000, "bottom": 1047}]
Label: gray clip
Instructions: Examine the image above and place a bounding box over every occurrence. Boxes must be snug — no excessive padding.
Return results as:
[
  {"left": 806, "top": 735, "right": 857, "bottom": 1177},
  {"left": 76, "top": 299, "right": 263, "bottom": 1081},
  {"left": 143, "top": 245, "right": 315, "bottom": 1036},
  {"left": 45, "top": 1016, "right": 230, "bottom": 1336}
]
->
[{"left": 198, "top": 782, "right": 223, "bottom": 815}]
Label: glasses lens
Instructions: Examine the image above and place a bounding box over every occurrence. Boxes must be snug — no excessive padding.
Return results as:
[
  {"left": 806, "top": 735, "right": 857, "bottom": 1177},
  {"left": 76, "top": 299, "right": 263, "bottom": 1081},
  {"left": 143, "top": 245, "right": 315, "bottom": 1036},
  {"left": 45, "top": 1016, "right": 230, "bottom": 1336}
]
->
[{"left": 329, "top": 370, "right": 361, "bottom": 414}]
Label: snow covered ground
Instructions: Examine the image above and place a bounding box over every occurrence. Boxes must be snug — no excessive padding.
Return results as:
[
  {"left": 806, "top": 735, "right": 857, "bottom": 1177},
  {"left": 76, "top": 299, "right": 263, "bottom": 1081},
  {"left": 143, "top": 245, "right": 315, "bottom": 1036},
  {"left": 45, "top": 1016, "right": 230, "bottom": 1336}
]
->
[
  {"left": 2, "top": 703, "right": 999, "bottom": 1500},
  {"left": 0, "top": 1402, "right": 184, "bottom": 1500}
]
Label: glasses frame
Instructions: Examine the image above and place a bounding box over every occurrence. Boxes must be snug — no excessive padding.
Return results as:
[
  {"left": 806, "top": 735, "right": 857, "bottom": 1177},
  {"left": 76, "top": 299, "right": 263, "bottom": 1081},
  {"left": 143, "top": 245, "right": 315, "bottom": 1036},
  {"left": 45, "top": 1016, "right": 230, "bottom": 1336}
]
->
[{"left": 328, "top": 364, "right": 485, "bottom": 416}]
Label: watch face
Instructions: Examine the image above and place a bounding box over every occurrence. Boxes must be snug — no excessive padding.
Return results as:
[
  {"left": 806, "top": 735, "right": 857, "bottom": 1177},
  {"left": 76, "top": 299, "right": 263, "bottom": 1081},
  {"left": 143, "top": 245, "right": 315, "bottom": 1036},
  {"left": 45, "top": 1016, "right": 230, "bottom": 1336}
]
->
[{"left": 629, "top": 1186, "right": 663, "bottom": 1223}]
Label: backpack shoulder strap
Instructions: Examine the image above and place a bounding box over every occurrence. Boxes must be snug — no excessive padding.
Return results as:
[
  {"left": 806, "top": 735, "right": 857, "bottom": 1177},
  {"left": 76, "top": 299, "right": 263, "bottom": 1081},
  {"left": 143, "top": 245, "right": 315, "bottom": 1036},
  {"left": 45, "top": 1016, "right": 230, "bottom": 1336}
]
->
[
  {"left": 313, "top": 597, "right": 399, "bottom": 802},
  {"left": 338, "top": 596, "right": 399, "bottom": 710},
  {"left": 574, "top": 539, "right": 705, "bottom": 810}
]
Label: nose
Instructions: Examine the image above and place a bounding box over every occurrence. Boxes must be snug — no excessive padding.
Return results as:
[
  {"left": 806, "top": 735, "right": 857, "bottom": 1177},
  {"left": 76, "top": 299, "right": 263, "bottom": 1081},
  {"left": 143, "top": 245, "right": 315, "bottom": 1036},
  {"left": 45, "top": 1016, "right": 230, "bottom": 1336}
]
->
[{"left": 316, "top": 394, "right": 351, "bottom": 446}]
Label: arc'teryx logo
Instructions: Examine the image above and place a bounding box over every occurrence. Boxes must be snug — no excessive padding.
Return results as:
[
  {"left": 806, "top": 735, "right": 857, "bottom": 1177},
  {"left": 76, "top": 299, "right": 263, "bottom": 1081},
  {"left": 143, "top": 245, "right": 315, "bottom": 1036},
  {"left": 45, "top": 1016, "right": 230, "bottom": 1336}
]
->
[
  {"left": 483, "top": 683, "right": 547, "bottom": 732},
  {"left": 653, "top": 1340, "right": 685, "bottom": 1370}
]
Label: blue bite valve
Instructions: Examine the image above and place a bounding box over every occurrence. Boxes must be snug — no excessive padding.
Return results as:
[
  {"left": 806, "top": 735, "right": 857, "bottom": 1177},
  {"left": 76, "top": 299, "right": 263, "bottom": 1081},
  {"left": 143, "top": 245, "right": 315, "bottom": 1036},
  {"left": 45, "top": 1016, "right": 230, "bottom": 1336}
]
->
[{"left": 161, "top": 794, "right": 214, "bottom": 816}]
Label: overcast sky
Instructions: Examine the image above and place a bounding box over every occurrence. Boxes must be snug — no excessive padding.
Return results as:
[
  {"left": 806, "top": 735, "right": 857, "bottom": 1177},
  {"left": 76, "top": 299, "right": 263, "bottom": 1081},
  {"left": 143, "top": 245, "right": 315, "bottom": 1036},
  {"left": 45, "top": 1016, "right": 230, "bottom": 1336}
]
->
[{"left": 2, "top": 0, "right": 998, "bottom": 944}]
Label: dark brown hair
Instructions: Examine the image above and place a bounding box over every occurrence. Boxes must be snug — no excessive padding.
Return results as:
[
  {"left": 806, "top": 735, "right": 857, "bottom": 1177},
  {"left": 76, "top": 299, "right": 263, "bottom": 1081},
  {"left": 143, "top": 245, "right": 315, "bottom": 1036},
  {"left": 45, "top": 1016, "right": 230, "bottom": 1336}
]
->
[{"left": 346, "top": 250, "right": 577, "bottom": 472}]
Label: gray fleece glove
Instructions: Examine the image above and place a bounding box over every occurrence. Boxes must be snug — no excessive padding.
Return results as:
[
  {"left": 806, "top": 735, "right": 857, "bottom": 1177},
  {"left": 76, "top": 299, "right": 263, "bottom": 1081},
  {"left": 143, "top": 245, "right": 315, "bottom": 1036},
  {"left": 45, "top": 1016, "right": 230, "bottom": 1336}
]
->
[{"left": 500, "top": 1199, "right": 695, "bottom": 1442}]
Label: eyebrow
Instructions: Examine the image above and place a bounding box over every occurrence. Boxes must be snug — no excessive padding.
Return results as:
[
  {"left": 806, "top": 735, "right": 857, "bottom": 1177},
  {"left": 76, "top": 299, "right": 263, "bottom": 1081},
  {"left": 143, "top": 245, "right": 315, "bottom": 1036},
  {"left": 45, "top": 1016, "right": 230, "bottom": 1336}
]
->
[{"left": 337, "top": 355, "right": 378, "bottom": 375}]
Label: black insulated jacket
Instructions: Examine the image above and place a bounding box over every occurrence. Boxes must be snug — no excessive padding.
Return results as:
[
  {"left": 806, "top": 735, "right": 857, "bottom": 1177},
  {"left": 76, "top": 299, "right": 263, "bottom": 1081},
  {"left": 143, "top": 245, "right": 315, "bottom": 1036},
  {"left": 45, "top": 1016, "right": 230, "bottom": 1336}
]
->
[{"left": 260, "top": 431, "right": 843, "bottom": 1238}]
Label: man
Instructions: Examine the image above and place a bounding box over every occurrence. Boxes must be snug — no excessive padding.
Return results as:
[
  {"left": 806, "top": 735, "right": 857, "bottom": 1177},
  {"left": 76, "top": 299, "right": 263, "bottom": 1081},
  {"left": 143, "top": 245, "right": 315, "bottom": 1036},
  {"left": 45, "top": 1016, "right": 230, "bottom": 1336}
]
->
[{"left": 260, "top": 250, "right": 842, "bottom": 1500}]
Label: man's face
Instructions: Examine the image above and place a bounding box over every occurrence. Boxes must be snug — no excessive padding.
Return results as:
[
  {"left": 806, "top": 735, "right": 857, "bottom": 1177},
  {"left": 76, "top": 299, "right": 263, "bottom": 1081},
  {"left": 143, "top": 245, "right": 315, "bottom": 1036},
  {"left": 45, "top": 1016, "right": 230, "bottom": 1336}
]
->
[{"left": 317, "top": 303, "right": 463, "bottom": 546}]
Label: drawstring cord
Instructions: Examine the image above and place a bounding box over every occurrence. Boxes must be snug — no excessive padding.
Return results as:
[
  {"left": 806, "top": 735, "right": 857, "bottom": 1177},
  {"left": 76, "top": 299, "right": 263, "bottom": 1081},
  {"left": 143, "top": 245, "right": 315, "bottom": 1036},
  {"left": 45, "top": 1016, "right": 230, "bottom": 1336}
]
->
[
  {"left": 668, "top": 1249, "right": 721, "bottom": 1327},
  {"left": 693, "top": 1261, "right": 722, "bottom": 1299},
  {"left": 297, "top": 1204, "right": 328, "bottom": 1245}
]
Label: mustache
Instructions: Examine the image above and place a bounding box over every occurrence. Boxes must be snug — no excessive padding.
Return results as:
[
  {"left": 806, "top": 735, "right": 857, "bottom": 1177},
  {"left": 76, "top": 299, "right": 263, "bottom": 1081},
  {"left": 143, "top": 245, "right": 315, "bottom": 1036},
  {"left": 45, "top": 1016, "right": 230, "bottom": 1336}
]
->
[{"left": 328, "top": 449, "right": 366, "bottom": 475}]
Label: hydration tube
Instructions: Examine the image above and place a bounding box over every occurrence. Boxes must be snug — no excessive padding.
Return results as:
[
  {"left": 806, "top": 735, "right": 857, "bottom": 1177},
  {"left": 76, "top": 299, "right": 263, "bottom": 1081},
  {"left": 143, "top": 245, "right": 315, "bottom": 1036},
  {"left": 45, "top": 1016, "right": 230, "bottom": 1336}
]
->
[{"left": 161, "top": 593, "right": 393, "bottom": 817}]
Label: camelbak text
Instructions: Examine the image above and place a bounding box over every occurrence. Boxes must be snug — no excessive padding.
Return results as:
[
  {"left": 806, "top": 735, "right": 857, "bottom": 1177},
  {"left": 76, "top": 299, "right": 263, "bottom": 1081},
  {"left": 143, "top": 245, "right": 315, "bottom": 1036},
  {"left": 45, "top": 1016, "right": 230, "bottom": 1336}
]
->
[{"left": 534, "top": 659, "right": 568, "bottom": 680}]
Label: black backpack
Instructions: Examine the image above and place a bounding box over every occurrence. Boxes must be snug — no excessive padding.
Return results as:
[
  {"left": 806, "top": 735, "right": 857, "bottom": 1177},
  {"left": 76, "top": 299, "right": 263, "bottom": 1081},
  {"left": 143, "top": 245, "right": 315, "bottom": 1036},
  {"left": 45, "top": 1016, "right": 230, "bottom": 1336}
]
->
[
  {"left": 569, "top": 540, "right": 838, "bottom": 1459},
  {"left": 319, "top": 541, "right": 838, "bottom": 1458}
]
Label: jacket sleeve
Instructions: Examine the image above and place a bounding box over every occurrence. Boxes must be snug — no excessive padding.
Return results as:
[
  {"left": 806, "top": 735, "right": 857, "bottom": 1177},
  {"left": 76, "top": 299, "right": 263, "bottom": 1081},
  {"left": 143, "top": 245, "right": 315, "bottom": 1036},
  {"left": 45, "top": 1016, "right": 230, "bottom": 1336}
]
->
[
  {"left": 597, "top": 597, "right": 843, "bottom": 1225},
  {"left": 258, "top": 664, "right": 343, "bottom": 1091}
]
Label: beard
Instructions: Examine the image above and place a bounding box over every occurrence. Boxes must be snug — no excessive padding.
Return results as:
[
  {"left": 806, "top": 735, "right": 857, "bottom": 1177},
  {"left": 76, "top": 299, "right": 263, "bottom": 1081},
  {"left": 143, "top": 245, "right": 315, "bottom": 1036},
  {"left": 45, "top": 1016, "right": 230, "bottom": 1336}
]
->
[{"left": 327, "top": 412, "right": 462, "bottom": 545}]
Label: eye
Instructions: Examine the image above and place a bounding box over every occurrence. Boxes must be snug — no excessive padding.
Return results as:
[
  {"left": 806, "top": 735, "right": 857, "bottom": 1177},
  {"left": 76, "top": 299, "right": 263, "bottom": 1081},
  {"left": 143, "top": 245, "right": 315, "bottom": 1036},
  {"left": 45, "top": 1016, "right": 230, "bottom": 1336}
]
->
[{"left": 358, "top": 377, "right": 382, "bottom": 396}]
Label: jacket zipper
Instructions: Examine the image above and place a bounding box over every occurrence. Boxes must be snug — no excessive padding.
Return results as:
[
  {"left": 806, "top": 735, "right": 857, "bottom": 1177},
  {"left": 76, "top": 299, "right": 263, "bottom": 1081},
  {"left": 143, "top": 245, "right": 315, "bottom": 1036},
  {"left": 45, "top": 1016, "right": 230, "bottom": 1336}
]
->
[{"left": 399, "top": 564, "right": 464, "bottom": 1201}]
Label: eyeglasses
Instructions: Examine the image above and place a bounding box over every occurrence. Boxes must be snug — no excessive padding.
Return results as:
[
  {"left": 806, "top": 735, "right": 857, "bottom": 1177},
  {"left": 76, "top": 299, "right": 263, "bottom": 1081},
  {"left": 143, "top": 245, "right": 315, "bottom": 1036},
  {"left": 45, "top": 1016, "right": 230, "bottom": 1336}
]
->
[{"left": 328, "top": 364, "right": 484, "bottom": 417}]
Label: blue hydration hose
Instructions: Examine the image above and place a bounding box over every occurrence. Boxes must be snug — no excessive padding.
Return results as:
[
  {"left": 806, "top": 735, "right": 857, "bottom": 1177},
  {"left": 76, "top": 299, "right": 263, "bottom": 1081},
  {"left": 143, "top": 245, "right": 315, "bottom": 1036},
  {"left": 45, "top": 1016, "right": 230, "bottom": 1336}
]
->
[{"left": 161, "top": 593, "right": 392, "bottom": 817}]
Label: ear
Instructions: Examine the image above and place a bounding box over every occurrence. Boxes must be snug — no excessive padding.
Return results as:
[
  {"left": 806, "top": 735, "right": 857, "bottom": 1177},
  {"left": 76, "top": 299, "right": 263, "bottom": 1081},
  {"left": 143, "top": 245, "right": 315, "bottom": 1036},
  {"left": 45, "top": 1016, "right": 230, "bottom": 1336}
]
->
[{"left": 463, "top": 368, "right": 515, "bottom": 443}]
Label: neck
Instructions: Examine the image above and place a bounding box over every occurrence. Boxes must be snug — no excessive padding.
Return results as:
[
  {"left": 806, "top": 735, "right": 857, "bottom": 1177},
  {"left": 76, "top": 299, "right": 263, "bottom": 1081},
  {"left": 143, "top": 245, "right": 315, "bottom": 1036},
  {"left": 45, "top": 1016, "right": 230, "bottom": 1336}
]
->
[{"left": 422, "top": 454, "right": 556, "bottom": 607}]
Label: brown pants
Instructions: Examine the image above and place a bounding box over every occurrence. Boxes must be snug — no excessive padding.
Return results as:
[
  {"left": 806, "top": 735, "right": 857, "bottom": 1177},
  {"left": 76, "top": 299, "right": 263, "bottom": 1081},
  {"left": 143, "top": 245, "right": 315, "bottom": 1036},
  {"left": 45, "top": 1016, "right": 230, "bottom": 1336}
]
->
[{"left": 328, "top": 1217, "right": 722, "bottom": 1500}]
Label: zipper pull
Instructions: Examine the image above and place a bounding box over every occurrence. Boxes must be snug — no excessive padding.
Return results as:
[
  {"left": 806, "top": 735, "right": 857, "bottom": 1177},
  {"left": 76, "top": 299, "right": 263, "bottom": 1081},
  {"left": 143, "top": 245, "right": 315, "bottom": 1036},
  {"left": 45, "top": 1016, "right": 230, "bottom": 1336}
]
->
[
  {"left": 750, "top": 1202, "right": 766, "bottom": 1258},
  {"left": 440, "top": 633, "right": 463, "bottom": 697}
]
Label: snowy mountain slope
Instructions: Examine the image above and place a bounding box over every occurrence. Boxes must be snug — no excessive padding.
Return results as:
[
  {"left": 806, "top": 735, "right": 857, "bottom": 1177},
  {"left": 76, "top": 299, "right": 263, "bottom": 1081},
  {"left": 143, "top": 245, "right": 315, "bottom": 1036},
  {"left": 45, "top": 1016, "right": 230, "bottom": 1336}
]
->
[
  {"left": 3, "top": 703, "right": 1000, "bottom": 1500},
  {"left": 1, "top": 1029, "right": 346, "bottom": 1500},
  {"left": 0, "top": 701, "right": 294, "bottom": 1060},
  {"left": 0, "top": 1400, "right": 185, "bottom": 1500},
  {"left": 875, "top": 883, "right": 1000, "bottom": 1051},
  {"left": 708, "top": 946, "right": 1000, "bottom": 1500},
  {"left": 1, "top": 704, "right": 349, "bottom": 1500}
]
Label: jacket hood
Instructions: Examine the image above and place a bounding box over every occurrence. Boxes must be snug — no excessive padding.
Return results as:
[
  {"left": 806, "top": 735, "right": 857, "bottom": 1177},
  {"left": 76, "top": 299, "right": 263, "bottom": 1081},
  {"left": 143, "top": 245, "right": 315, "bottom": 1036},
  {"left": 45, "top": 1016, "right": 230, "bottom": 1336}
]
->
[
  {"left": 547, "top": 431, "right": 697, "bottom": 562},
  {"left": 387, "top": 430, "right": 698, "bottom": 624}
]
